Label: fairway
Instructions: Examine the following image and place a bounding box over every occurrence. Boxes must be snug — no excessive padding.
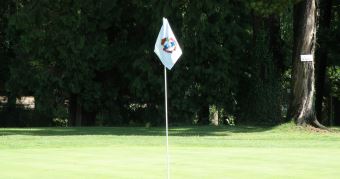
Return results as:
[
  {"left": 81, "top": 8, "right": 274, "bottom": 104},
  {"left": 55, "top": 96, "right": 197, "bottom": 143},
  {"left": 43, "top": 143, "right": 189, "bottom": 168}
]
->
[{"left": 1, "top": 124, "right": 340, "bottom": 179}]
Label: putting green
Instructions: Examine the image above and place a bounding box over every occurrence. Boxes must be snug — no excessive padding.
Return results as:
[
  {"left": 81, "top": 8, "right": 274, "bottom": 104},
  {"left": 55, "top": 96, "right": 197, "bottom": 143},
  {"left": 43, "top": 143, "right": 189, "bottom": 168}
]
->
[{"left": 0, "top": 124, "right": 340, "bottom": 178}]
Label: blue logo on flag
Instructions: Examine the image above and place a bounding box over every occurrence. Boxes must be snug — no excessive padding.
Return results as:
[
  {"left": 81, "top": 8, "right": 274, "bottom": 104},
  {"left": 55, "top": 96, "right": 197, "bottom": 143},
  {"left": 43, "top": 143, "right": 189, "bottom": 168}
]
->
[{"left": 161, "top": 37, "right": 177, "bottom": 53}]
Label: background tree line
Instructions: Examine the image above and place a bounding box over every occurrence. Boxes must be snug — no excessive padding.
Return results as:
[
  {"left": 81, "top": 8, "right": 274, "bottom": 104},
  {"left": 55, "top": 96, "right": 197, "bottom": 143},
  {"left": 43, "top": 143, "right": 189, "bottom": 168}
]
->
[{"left": 0, "top": 0, "right": 339, "bottom": 127}]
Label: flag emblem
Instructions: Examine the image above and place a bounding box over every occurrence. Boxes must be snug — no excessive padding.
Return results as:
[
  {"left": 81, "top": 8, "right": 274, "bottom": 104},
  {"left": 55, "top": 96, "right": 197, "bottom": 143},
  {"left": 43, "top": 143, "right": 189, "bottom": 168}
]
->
[
  {"left": 154, "top": 17, "right": 182, "bottom": 70},
  {"left": 161, "top": 37, "right": 177, "bottom": 53}
]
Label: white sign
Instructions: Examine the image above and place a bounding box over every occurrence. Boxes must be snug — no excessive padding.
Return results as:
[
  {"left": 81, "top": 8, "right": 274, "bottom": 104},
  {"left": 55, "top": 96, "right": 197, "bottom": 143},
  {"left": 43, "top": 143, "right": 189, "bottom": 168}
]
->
[
  {"left": 300, "top": 54, "right": 313, "bottom": 62},
  {"left": 154, "top": 18, "right": 182, "bottom": 70}
]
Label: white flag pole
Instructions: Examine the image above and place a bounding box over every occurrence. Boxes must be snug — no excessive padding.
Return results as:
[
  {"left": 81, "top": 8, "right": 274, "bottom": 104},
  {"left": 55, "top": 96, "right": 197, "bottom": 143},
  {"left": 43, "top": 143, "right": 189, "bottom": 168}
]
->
[
  {"left": 164, "top": 66, "right": 170, "bottom": 179},
  {"left": 155, "top": 17, "right": 182, "bottom": 179}
]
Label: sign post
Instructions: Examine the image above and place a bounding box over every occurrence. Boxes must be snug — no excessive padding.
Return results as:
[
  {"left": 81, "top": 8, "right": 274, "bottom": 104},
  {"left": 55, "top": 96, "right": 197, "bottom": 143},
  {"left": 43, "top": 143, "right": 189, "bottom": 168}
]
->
[{"left": 300, "top": 54, "right": 313, "bottom": 62}]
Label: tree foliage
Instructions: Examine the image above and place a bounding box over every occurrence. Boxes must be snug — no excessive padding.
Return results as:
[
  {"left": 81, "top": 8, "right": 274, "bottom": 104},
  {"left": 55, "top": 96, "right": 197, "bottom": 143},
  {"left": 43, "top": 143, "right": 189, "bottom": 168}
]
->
[{"left": 0, "top": 0, "right": 338, "bottom": 126}]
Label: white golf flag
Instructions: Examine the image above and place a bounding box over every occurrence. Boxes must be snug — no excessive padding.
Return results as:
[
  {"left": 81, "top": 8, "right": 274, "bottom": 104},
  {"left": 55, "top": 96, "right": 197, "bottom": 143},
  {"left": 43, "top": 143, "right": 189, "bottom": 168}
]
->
[{"left": 154, "top": 17, "right": 182, "bottom": 70}]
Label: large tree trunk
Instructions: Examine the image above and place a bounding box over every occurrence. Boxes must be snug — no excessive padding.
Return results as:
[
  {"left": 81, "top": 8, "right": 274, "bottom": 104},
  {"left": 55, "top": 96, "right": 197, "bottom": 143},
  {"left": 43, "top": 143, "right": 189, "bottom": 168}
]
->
[
  {"left": 69, "top": 94, "right": 82, "bottom": 126},
  {"left": 290, "top": 0, "right": 325, "bottom": 128}
]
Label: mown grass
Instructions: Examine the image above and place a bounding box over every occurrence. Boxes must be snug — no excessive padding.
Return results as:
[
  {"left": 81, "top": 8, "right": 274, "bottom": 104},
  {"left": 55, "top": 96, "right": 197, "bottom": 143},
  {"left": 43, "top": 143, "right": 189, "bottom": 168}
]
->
[{"left": 1, "top": 123, "right": 340, "bottom": 178}]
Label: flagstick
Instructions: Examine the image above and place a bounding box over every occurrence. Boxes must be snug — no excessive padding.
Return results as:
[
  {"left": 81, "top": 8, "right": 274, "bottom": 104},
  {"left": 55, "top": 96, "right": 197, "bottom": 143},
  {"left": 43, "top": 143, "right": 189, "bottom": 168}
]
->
[{"left": 164, "top": 66, "right": 170, "bottom": 179}]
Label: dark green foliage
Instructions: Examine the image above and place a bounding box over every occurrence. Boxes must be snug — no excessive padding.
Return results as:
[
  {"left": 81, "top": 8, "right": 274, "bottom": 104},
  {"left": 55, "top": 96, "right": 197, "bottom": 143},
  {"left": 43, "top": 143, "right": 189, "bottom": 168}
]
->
[
  {"left": 328, "top": 4, "right": 340, "bottom": 125},
  {"left": 314, "top": 1, "right": 340, "bottom": 124},
  {"left": 0, "top": 107, "right": 51, "bottom": 127},
  {"left": 328, "top": 68, "right": 340, "bottom": 99},
  {"left": 168, "top": 0, "right": 250, "bottom": 124},
  {"left": 237, "top": 31, "right": 283, "bottom": 124},
  {"left": 0, "top": 0, "right": 338, "bottom": 126},
  {"left": 0, "top": 0, "right": 16, "bottom": 94},
  {"left": 249, "top": 0, "right": 301, "bottom": 16}
]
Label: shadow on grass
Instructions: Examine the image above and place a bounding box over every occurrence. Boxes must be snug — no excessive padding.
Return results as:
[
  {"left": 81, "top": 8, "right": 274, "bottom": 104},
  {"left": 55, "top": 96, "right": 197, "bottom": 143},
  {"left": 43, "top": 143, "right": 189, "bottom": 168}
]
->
[{"left": 0, "top": 125, "right": 274, "bottom": 137}]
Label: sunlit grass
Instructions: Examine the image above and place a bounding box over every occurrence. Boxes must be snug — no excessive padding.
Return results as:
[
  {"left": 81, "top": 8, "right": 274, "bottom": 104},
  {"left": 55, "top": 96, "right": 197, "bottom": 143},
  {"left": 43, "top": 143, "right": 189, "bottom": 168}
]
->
[{"left": 0, "top": 124, "right": 340, "bottom": 178}]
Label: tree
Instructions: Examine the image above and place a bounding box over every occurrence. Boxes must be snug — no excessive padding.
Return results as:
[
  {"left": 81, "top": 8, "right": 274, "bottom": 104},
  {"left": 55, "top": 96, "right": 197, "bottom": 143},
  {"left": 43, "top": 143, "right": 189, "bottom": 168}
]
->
[
  {"left": 169, "top": 0, "right": 248, "bottom": 125},
  {"left": 7, "top": 0, "right": 114, "bottom": 126},
  {"left": 6, "top": 0, "right": 165, "bottom": 126},
  {"left": 0, "top": 0, "right": 10, "bottom": 94},
  {"left": 289, "top": 0, "right": 325, "bottom": 128},
  {"left": 0, "top": 0, "right": 18, "bottom": 111},
  {"left": 3, "top": 0, "right": 337, "bottom": 127},
  {"left": 236, "top": 1, "right": 296, "bottom": 125}
]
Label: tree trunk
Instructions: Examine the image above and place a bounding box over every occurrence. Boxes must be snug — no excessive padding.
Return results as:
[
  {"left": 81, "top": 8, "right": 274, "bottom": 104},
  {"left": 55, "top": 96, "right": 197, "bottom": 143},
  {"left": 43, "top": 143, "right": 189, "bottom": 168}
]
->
[
  {"left": 69, "top": 94, "right": 82, "bottom": 126},
  {"left": 334, "top": 98, "right": 340, "bottom": 126},
  {"left": 68, "top": 94, "right": 76, "bottom": 126},
  {"left": 198, "top": 104, "right": 209, "bottom": 125},
  {"left": 211, "top": 109, "right": 219, "bottom": 126},
  {"left": 251, "top": 11, "right": 262, "bottom": 47},
  {"left": 315, "top": 0, "right": 332, "bottom": 122},
  {"left": 81, "top": 110, "right": 96, "bottom": 126},
  {"left": 6, "top": 93, "right": 16, "bottom": 112},
  {"left": 75, "top": 96, "right": 82, "bottom": 126},
  {"left": 268, "top": 14, "right": 284, "bottom": 74},
  {"left": 289, "top": 0, "right": 325, "bottom": 128}
]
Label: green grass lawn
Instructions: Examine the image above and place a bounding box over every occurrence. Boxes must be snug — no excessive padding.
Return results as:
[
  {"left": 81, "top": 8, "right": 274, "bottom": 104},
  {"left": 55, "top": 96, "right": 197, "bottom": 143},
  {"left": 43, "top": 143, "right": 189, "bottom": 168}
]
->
[{"left": 1, "top": 124, "right": 340, "bottom": 179}]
